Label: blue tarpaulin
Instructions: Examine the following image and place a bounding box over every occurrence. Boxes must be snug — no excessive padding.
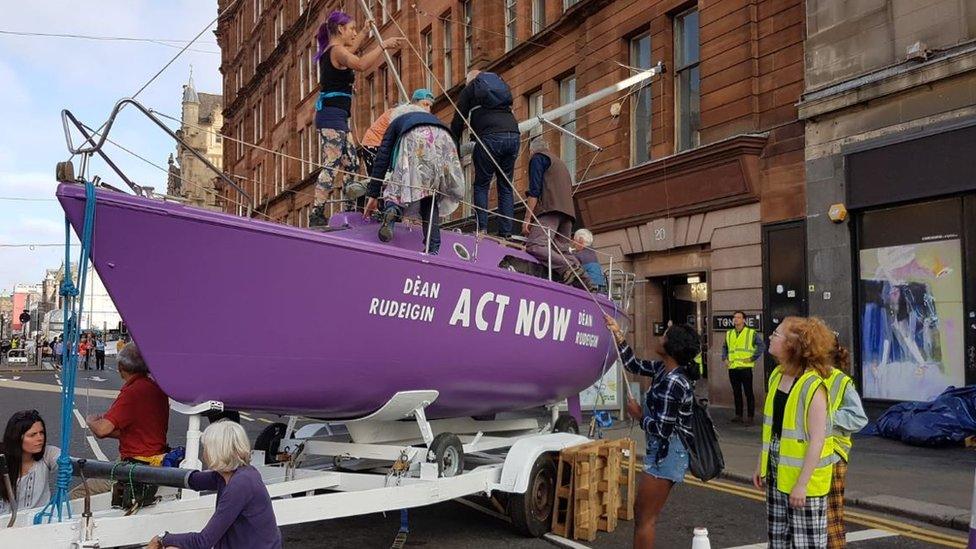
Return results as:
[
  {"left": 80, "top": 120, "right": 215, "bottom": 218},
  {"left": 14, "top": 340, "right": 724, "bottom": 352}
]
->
[{"left": 862, "top": 386, "right": 976, "bottom": 447}]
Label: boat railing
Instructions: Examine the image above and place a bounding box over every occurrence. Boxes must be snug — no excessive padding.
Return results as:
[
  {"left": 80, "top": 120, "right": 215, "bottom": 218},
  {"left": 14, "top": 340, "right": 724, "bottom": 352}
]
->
[
  {"left": 60, "top": 98, "right": 249, "bottom": 201},
  {"left": 607, "top": 269, "right": 637, "bottom": 313}
]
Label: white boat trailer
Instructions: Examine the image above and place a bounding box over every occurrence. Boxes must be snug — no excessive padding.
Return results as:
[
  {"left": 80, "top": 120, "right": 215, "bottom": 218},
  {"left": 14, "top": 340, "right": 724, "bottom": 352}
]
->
[{"left": 0, "top": 391, "right": 588, "bottom": 548}]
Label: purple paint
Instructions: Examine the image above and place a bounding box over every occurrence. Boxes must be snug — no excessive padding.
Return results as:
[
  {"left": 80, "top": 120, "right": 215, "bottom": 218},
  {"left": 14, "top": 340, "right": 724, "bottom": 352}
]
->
[{"left": 58, "top": 184, "right": 620, "bottom": 420}]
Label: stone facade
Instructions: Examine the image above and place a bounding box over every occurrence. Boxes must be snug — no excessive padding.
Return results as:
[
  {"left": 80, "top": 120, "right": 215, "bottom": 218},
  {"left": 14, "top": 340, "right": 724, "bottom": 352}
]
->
[
  {"left": 801, "top": 0, "right": 976, "bottom": 398},
  {"left": 167, "top": 74, "right": 224, "bottom": 211},
  {"left": 216, "top": 0, "right": 808, "bottom": 408}
]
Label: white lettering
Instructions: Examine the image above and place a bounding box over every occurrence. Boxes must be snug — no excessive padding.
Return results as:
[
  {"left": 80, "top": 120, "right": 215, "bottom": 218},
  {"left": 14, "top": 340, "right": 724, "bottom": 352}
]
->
[
  {"left": 430, "top": 283, "right": 440, "bottom": 300},
  {"left": 516, "top": 299, "right": 535, "bottom": 336},
  {"left": 369, "top": 298, "right": 379, "bottom": 315},
  {"left": 533, "top": 303, "right": 551, "bottom": 340},
  {"left": 475, "top": 291, "right": 496, "bottom": 331},
  {"left": 423, "top": 306, "right": 434, "bottom": 322},
  {"left": 449, "top": 289, "right": 472, "bottom": 327},
  {"left": 552, "top": 306, "right": 572, "bottom": 341},
  {"left": 493, "top": 294, "right": 510, "bottom": 333},
  {"left": 575, "top": 332, "right": 600, "bottom": 348},
  {"left": 403, "top": 277, "right": 415, "bottom": 295}
]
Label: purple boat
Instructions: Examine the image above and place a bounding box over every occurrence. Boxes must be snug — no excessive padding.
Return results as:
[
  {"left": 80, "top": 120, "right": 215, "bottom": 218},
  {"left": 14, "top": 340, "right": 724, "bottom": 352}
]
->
[{"left": 57, "top": 183, "right": 621, "bottom": 420}]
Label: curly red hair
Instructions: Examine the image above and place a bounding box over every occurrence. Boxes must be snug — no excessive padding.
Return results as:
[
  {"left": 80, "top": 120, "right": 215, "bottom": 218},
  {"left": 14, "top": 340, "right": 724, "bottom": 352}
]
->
[{"left": 776, "top": 317, "right": 834, "bottom": 378}]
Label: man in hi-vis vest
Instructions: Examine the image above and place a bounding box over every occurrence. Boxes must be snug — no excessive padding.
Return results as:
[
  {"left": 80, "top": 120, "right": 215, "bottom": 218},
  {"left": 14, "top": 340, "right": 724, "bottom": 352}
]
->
[{"left": 722, "top": 311, "right": 765, "bottom": 424}]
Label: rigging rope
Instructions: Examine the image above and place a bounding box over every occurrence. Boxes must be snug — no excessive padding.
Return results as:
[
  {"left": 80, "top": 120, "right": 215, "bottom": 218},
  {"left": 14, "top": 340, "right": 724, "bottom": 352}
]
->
[{"left": 35, "top": 180, "right": 97, "bottom": 524}]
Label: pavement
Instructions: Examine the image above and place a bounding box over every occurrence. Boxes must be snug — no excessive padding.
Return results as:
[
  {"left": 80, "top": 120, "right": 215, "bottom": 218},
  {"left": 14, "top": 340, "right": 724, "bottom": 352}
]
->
[
  {"left": 601, "top": 403, "right": 976, "bottom": 532},
  {"left": 0, "top": 360, "right": 971, "bottom": 547}
]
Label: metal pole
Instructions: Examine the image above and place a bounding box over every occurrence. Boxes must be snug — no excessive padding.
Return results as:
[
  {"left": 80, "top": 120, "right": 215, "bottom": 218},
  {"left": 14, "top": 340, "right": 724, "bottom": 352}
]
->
[
  {"left": 547, "top": 228, "right": 553, "bottom": 281},
  {"left": 356, "top": 0, "right": 409, "bottom": 103},
  {"left": 424, "top": 197, "right": 435, "bottom": 255},
  {"left": 608, "top": 257, "right": 614, "bottom": 300},
  {"left": 517, "top": 62, "right": 664, "bottom": 135},
  {"left": 540, "top": 118, "right": 602, "bottom": 151}
]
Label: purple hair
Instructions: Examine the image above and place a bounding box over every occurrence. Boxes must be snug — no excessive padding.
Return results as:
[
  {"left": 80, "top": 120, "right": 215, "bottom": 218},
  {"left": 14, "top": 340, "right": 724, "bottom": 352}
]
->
[{"left": 314, "top": 11, "right": 354, "bottom": 62}]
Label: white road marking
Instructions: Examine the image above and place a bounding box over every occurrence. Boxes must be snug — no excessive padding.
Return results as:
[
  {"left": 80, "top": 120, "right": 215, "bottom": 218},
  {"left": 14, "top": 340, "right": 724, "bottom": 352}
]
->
[
  {"left": 542, "top": 534, "right": 592, "bottom": 549},
  {"left": 257, "top": 418, "right": 272, "bottom": 424},
  {"left": 845, "top": 528, "right": 898, "bottom": 542},
  {"left": 86, "top": 435, "right": 108, "bottom": 461},
  {"left": 0, "top": 378, "right": 117, "bottom": 398},
  {"left": 239, "top": 414, "right": 255, "bottom": 422},
  {"left": 723, "top": 528, "right": 897, "bottom": 549},
  {"left": 72, "top": 408, "right": 87, "bottom": 429}
]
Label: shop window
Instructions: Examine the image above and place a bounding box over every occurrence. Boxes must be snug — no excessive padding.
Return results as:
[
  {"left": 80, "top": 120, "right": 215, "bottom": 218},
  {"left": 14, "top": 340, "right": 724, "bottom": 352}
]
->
[{"left": 857, "top": 198, "right": 966, "bottom": 401}]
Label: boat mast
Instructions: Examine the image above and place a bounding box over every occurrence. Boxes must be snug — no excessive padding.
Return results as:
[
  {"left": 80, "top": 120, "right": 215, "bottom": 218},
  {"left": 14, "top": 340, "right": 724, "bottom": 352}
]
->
[{"left": 356, "top": 0, "right": 409, "bottom": 103}]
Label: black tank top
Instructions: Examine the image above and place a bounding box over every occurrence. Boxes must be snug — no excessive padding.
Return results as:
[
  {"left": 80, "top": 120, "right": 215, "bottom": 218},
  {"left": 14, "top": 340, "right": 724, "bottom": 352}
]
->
[
  {"left": 318, "top": 46, "right": 355, "bottom": 112},
  {"left": 772, "top": 377, "right": 798, "bottom": 439}
]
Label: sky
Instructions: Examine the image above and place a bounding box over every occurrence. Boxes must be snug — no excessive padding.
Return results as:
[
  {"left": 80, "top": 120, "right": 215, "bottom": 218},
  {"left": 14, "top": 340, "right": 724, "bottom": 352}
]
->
[{"left": 0, "top": 1, "right": 224, "bottom": 293}]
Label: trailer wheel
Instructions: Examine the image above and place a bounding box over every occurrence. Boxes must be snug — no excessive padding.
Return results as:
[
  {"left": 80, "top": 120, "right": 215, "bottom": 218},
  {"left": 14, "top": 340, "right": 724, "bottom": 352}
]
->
[
  {"left": 427, "top": 432, "right": 464, "bottom": 478},
  {"left": 508, "top": 452, "right": 556, "bottom": 537},
  {"left": 554, "top": 415, "right": 579, "bottom": 435},
  {"left": 254, "top": 422, "right": 287, "bottom": 464}
]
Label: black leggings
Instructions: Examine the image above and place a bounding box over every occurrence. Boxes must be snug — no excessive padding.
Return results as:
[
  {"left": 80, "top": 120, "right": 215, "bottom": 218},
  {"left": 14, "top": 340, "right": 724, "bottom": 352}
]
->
[{"left": 728, "top": 368, "right": 755, "bottom": 418}]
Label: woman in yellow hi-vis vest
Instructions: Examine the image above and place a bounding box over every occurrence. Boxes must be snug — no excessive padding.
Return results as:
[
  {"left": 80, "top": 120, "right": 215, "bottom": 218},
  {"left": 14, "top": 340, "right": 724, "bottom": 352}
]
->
[
  {"left": 752, "top": 317, "right": 834, "bottom": 548},
  {"left": 823, "top": 330, "right": 867, "bottom": 548}
]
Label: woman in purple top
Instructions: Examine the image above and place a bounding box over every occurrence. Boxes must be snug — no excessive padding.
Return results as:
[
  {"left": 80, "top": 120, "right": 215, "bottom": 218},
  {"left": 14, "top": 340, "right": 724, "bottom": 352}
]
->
[{"left": 148, "top": 421, "right": 281, "bottom": 549}]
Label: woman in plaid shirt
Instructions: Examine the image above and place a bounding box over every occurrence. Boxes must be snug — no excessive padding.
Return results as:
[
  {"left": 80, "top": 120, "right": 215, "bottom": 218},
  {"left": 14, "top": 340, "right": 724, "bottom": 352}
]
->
[{"left": 606, "top": 316, "right": 700, "bottom": 549}]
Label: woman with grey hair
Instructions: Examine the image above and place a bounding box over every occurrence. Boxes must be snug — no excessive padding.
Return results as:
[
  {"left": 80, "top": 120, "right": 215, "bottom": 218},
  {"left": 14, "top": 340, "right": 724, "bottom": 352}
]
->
[
  {"left": 149, "top": 421, "right": 281, "bottom": 549},
  {"left": 572, "top": 228, "right": 607, "bottom": 291}
]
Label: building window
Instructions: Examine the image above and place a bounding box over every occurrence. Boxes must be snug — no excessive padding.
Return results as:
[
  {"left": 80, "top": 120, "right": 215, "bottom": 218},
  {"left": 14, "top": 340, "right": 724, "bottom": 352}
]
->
[
  {"left": 236, "top": 15, "right": 244, "bottom": 54},
  {"left": 527, "top": 90, "right": 543, "bottom": 139},
  {"left": 462, "top": 0, "right": 473, "bottom": 70},
  {"left": 674, "top": 7, "right": 700, "bottom": 152},
  {"left": 532, "top": 0, "right": 545, "bottom": 34},
  {"left": 367, "top": 76, "right": 376, "bottom": 123},
  {"left": 630, "top": 33, "right": 652, "bottom": 165},
  {"left": 307, "top": 47, "right": 316, "bottom": 96},
  {"left": 273, "top": 150, "right": 282, "bottom": 195},
  {"left": 559, "top": 75, "right": 577, "bottom": 177},
  {"left": 298, "top": 127, "right": 307, "bottom": 177},
  {"left": 252, "top": 99, "right": 263, "bottom": 143},
  {"left": 392, "top": 53, "right": 402, "bottom": 103},
  {"left": 299, "top": 51, "right": 307, "bottom": 98},
  {"left": 252, "top": 0, "right": 262, "bottom": 24},
  {"left": 505, "top": 0, "right": 518, "bottom": 52},
  {"left": 422, "top": 28, "right": 434, "bottom": 91},
  {"left": 563, "top": 0, "right": 579, "bottom": 9},
  {"left": 274, "top": 8, "right": 284, "bottom": 42},
  {"left": 442, "top": 15, "right": 453, "bottom": 86},
  {"left": 236, "top": 123, "right": 244, "bottom": 159},
  {"left": 380, "top": 64, "right": 389, "bottom": 110},
  {"left": 299, "top": 0, "right": 307, "bottom": 14}
]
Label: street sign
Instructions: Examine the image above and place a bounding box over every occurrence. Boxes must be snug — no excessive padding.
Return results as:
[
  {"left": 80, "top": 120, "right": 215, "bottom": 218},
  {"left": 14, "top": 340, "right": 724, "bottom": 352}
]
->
[{"left": 713, "top": 314, "right": 762, "bottom": 331}]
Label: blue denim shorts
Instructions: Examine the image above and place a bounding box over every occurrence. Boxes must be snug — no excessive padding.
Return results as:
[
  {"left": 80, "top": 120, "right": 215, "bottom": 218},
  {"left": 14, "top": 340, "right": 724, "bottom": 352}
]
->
[{"left": 644, "top": 434, "right": 689, "bottom": 483}]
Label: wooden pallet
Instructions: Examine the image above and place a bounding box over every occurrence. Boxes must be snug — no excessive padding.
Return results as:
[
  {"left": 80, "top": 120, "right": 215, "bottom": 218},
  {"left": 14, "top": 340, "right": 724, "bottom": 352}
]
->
[{"left": 550, "top": 438, "right": 636, "bottom": 542}]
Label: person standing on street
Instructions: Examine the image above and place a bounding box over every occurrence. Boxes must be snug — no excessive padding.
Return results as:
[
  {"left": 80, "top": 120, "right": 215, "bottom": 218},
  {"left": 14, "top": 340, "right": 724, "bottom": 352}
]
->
[
  {"left": 753, "top": 317, "right": 834, "bottom": 549},
  {"left": 722, "top": 311, "right": 765, "bottom": 424},
  {"left": 821, "top": 328, "right": 867, "bottom": 548},
  {"left": 450, "top": 69, "right": 520, "bottom": 238},
  {"left": 606, "top": 315, "right": 700, "bottom": 548},
  {"left": 95, "top": 336, "right": 106, "bottom": 371},
  {"left": 54, "top": 337, "right": 63, "bottom": 366},
  {"left": 80, "top": 335, "right": 91, "bottom": 370}
]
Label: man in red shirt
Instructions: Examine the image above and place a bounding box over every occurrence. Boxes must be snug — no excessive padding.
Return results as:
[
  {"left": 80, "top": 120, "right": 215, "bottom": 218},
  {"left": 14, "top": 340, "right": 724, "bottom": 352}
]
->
[{"left": 86, "top": 342, "right": 169, "bottom": 461}]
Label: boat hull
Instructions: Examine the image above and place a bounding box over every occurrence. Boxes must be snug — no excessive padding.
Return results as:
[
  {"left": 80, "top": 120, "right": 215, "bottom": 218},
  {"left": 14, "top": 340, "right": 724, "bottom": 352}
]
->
[{"left": 58, "top": 184, "right": 620, "bottom": 419}]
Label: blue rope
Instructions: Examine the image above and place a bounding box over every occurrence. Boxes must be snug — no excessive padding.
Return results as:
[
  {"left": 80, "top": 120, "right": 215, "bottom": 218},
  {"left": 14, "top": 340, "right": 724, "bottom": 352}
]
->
[{"left": 35, "top": 181, "right": 97, "bottom": 524}]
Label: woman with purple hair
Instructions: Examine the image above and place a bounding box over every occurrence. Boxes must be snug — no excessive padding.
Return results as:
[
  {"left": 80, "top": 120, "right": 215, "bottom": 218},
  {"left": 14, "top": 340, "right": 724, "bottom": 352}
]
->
[{"left": 309, "top": 10, "right": 403, "bottom": 227}]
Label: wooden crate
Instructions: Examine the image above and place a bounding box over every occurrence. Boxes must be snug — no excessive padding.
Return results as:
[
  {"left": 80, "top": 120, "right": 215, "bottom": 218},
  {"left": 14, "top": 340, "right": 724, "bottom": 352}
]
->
[{"left": 551, "top": 438, "right": 636, "bottom": 542}]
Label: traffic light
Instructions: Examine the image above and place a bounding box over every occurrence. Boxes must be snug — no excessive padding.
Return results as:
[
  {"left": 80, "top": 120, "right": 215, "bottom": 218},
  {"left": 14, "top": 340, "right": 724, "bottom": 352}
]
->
[{"left": 19, "top": 311, "right": 31, "bottom": 324}]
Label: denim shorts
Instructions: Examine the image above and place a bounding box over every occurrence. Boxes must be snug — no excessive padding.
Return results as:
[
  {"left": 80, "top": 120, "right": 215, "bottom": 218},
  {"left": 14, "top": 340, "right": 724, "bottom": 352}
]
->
[{"left": 644, "top": 434, "right": 689, "bottom": 483}]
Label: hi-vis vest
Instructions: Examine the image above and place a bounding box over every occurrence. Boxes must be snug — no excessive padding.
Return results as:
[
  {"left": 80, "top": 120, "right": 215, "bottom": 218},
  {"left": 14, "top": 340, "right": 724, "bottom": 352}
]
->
[
  {"left": 725, "top": 327, "right": 757, "bottom": 369},
  {"left": 761, "top": 367, "right": 834, "bottom": 497},
  {"left": 694, "top": 353, "right": 704, "bottom": 377},
  {"left": 825, "top": 369, "right": 854, "bottom": 463}
]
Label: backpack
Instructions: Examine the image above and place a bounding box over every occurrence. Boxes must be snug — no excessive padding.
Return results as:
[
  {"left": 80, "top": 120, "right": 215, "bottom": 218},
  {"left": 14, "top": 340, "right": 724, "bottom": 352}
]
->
[
  {"left": 470, "top": 72, "right": 513, "bottom": 110},
  {"left": 680, "top": 397, "right": 725, "bottom": 482}
]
